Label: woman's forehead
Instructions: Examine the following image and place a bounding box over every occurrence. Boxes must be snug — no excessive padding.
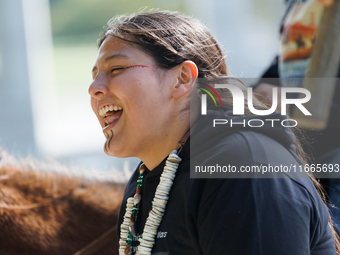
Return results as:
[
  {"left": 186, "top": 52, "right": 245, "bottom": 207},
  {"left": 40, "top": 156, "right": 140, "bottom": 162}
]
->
[
  {"left": 98, "top": 37, "right": 132, "bottom": 58},
  {"left": 97, "top": 36, "right": 152, "bottom": 64}
]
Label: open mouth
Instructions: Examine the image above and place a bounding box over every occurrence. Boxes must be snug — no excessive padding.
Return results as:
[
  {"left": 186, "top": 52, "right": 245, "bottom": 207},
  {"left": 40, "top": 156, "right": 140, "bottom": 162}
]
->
[{"left": 99, "top": 105, "right": 123, "bottom": 128}]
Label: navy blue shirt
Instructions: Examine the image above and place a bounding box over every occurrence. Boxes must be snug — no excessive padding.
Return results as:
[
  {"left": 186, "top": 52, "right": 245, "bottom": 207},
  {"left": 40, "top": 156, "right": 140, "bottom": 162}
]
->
[{"left": 117, "top": 111, "right": 336, "bottom": 254}]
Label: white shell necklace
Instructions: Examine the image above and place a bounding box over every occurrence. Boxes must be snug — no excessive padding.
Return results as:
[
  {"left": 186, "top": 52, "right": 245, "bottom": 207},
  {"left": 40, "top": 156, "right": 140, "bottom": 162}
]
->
[{"left": 119, "top": 130, "right": 191, "bottom": 255}]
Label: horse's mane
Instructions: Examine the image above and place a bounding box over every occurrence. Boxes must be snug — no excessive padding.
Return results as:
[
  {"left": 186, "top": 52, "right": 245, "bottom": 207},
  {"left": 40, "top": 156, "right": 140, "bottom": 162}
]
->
[
  {"left": 0, "top": 148, "right": 131, "bottom": 183},
  {"left": 0, "top": 148, "right": 126, "bottom": 254}
]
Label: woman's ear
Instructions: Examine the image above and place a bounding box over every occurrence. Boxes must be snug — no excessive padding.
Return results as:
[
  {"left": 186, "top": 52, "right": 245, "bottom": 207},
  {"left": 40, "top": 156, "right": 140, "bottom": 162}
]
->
[{"left": 172, "top": 61, "right": 198, "bottom": 98}]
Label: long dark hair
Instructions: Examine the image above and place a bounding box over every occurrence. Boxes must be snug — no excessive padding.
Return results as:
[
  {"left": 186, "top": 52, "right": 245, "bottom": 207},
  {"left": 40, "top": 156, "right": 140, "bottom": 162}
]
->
[{"left": 99, "top": 10, "right": 340, "bottom": 252}]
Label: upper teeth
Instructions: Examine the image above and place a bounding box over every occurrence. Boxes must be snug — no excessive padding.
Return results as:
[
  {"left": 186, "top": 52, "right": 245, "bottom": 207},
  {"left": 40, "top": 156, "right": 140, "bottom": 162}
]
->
[{"left": 99, "top": 105, "right": 123, "bottom": 117}]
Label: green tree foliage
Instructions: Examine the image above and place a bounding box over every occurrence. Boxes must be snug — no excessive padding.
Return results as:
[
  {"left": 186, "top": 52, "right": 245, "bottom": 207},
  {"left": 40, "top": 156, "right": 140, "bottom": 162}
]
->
[{"left": 50, "top": 0, "right": 186, "bottom": 46}]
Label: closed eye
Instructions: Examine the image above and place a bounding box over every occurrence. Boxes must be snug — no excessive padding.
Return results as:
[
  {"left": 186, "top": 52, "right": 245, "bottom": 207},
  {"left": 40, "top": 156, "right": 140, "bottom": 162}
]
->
[
  {"left": 111, "top": 67, "right": 125, "bottom": 73},
  {"left": 110, "top": 65, "right": 149, "bottom": 75}
]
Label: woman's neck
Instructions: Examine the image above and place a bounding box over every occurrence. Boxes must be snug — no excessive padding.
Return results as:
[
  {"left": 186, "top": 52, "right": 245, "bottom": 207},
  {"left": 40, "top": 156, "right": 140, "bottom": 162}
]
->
[
  {"left": 140, "top": 128, "right": 187, "bottom": 170},
  {"left": 140, "top": 115, "right": 196, "bottom": 170}
]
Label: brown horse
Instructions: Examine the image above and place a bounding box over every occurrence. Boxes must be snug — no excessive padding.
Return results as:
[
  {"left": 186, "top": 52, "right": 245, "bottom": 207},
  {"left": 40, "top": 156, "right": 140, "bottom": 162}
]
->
[{"left": 0, "top": 148, "right": 128, "bottom": 255}]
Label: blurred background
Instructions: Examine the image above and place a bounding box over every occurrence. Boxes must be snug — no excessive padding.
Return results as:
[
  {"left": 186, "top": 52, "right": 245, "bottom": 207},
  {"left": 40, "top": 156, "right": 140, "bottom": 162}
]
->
[{"left": 0, "top": 0, "right": 285, "bottom": 172}]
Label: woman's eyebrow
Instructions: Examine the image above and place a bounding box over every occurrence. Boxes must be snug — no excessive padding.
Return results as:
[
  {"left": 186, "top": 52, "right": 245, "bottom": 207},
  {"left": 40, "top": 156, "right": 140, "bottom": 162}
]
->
[
  {"left": 104, "top": 53, "right": 129, "bottom": 63},
  {"left": 92, "top": 53, "right": 129, "bottom": 74}
]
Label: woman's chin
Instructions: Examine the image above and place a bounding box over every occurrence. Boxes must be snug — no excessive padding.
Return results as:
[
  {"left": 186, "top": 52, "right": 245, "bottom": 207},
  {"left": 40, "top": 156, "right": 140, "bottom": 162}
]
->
[
  {"left": 104, "top": 148, "right": 119, "bottom": 157},
  {"left": 103, "top": 146, "right": 129, "bottom": 158}
]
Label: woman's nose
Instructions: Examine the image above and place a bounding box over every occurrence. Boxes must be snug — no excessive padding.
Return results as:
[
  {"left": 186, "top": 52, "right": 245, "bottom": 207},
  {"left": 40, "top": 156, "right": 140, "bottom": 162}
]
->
[{"left": 88, "top": 78, "right": 108, "bottom": 98}]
